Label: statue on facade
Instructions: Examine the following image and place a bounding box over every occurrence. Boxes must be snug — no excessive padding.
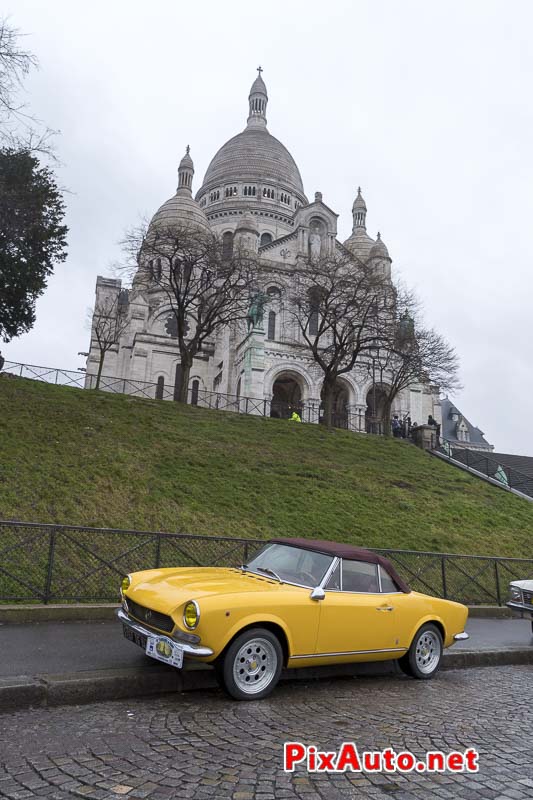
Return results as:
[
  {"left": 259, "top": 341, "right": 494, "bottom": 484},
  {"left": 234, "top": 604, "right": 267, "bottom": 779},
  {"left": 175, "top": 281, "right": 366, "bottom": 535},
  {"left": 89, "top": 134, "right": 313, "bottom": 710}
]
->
[
  {"left": 309, "top": 226, "right": 322, "bottom": 263},
  {"left": 247, "top": 290, "right": 267, "bottom": 331}
]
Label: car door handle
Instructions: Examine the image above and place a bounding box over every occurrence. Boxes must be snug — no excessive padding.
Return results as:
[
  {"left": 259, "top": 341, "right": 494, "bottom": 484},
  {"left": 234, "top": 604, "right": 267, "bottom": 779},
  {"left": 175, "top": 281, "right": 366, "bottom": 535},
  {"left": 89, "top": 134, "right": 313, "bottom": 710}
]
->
[{"left": 376, "top": 606, "right": 394, "bottom": 611}]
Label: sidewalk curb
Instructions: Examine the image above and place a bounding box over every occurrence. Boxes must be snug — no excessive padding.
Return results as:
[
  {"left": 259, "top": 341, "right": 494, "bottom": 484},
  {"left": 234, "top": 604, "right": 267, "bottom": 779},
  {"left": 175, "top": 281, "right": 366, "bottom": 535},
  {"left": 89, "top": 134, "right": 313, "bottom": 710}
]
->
[
  {"left": 1, "top": 648, "right": 531, "bottom": 714},
  {"left": 0, "top": 604, "right": 514, "bottom": 624},
  {"left": 0, "top": 604, "right": 118, "bottom": 624}
]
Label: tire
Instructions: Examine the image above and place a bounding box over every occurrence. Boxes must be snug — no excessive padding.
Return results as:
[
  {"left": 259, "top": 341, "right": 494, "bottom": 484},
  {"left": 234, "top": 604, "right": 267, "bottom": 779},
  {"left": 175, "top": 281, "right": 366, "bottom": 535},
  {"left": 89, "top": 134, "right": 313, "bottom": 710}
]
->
[
  {"left": 398, "top": 623, "right": 443, "bottom": 680},
  {"left": 216, "top": 627, "right": 283, "bottom": 700}
]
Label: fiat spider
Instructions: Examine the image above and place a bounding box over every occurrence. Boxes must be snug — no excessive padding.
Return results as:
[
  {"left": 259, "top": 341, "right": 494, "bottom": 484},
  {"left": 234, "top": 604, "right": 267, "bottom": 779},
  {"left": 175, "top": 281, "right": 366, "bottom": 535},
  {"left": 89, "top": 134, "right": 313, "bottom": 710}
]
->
[{"left": 118, "top": 538, "right": 469, "bottom": 700}]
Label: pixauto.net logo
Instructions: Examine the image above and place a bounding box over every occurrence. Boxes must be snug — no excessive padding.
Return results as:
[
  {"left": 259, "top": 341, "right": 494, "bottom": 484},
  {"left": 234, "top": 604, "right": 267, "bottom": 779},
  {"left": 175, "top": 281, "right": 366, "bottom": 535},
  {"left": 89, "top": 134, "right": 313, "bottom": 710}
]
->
[{"left": 283, "top": 742, "right": 479, "bottom": 774}]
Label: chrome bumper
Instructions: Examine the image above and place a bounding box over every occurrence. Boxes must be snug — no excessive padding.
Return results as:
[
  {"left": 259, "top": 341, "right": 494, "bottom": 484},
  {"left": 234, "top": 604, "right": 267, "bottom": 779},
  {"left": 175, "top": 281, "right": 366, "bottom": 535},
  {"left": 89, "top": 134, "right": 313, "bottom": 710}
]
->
[
  {"left": 453, "top": 631, "right": 469, "bottom": 641},
  {"left": 506, "top": 601, "right": 533, "bottom": 618},
  {"left": 117, "top": 608, "right": 214, "bottom": 657}
]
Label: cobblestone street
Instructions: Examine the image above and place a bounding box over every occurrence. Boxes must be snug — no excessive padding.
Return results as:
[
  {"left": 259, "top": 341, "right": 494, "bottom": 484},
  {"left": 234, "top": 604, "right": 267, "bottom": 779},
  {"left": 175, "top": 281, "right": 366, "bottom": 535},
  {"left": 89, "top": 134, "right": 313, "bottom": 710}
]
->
[{"left": 1, "top": 666, "right": 532, "bottom": 800}]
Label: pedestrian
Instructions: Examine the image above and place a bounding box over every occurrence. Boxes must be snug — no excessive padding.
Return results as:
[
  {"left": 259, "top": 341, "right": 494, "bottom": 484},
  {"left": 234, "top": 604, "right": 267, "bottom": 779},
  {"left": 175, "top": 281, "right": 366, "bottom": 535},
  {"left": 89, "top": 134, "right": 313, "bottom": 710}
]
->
[
  {"left": 0, "top": 351, "right": 4, "bottom": 372},
  {"left": 290, "top": 411, "right": 302, "bottom": 423},
  {"left": 391, "top": 415, "right": 401, "bottom": 437}
]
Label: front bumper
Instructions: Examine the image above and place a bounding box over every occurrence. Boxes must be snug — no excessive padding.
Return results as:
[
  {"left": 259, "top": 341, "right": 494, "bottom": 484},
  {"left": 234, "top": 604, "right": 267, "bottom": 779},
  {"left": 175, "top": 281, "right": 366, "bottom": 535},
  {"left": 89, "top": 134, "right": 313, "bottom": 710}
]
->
[
  {"left": 117, "top": 608, "right": 214, "bottom": 657},
  {"left": 506, "top": 601, "right": 533, "bottom": 619},
  {"left": 453, "top": 631, "right": 469, "bottom": 641}
]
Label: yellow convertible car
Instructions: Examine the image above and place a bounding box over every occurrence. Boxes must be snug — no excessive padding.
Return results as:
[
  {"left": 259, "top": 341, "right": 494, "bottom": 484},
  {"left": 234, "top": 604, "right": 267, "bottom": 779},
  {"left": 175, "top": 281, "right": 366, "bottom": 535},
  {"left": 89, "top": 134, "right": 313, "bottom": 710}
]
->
[{"left": 118, "top": 538, "right": 469, "bottom": 700}]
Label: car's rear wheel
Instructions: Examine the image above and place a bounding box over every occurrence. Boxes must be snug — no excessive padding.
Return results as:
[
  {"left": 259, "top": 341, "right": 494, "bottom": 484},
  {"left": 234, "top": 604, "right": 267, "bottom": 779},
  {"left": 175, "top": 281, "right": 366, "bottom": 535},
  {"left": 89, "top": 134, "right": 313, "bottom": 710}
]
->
[
  {"left": 216, "top": 627, "right": 283, "bottom": 700},
  {"left": 398, "top": 623, "right": 443, "bottom": 679}
]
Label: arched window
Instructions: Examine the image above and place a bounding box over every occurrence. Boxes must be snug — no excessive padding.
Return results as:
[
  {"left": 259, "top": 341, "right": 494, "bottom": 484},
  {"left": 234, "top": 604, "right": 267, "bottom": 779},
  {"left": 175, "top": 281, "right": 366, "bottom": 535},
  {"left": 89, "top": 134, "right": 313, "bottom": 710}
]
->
[
  {"left": 308, "top": 288, "right": 321, "bottom": 336},
  {"left": 260, "top": 232, "right": 273, "bottom": 247},
  {"left": 222, "top": 231, "right": 233, "bottom": 259},
  {"left": 267, "top": 285, "right": 281, "bottom": 299},
  {"left": 268, "top": 310, "right": 276, "bottom": 340},
  {"left": 191, "top": 379, "right": 199, "bottom": 406},
  {"left": 156, "top": 376, "right": 165, "bottom": 400},
  {"left": 236, "top": 377, "right": 242, "bottom": 398},
  {"left": 155, "top": 258, "right": 162, "bottom": 280}
]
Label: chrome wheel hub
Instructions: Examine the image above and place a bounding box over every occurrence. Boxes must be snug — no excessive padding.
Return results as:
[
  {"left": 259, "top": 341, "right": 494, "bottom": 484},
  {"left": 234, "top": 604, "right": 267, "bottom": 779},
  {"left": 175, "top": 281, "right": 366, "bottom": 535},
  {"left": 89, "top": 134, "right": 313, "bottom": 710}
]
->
[
  {"left": 233, "top": 637, "right": 277, "bottom": 695},
  {"left": 415, "top": 630, "right": 441, "bottom": 674}
]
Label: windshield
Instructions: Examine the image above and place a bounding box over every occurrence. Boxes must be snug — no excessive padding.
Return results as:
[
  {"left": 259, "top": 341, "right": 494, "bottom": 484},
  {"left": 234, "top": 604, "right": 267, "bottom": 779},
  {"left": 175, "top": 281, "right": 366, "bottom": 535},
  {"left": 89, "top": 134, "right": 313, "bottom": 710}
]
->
[{"left": 243, "top": 543, "right": 334, "bottom": 588}]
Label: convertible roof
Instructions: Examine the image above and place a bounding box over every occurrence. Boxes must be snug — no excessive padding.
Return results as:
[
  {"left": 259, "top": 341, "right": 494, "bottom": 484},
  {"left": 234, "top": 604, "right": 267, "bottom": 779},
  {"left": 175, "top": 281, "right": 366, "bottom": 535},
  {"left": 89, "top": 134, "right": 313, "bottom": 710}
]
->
[{"left": 269, "top": 538, "right": 411, "bottom": 594}]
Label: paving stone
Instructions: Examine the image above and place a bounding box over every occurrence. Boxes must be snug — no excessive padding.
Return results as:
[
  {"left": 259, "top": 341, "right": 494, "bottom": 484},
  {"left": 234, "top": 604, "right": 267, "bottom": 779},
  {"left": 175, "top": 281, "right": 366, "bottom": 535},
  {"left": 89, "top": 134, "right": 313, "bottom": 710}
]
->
[{"left": 0, "top": 666, "right": 532, "bottom": 799}]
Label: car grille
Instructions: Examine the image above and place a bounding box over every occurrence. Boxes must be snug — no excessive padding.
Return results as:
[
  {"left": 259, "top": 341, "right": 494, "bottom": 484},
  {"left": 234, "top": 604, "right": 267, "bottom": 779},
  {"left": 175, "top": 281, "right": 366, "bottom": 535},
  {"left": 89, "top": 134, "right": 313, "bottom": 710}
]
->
[
  {"left": 127, "top": 599, "right": 174, "bottom": 633},
  {"left": 522, "top": 589, "right": 533, "bottom": 605}
]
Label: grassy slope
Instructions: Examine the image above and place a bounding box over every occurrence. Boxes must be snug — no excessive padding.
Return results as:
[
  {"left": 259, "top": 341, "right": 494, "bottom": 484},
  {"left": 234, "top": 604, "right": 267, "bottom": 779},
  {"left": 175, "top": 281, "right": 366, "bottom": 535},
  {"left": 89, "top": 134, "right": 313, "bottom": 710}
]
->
[{"left": 0, "top": 375, "right": 532, "bottom": 557}]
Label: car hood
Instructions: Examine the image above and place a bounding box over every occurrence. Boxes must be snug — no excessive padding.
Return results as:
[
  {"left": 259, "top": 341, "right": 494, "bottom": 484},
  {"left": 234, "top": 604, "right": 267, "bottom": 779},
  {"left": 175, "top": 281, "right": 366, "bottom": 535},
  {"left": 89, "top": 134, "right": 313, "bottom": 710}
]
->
[
  {"left": 127, "top": 567, "right": 289, "bottom": 615},
  {"left": 510, "top": 579, "right": 533, "bottom": 590}
]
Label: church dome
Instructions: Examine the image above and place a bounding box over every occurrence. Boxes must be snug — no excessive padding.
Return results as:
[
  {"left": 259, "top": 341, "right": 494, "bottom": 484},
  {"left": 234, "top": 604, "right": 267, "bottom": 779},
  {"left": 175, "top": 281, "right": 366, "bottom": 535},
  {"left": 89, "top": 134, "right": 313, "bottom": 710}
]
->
[
  {"left": 149, "top": 193, "right": 210, "bottom": 232},
  {"left": 200, "top": 126, "right": 305, "bottom": 198},
  {"left": 343, "top": 228, "right": 376, "bottom": 260},
  {"left": 196, "top": 70, "right": 307, "bottom": 215},
  {"left": 369, "top": 232, "right": 390, "bottom": 260},
  {"left": 148, "top": 146, "right": 210, "bottom": 234},
  {"left": 343, "top": 187, "right": 375, "bottom": 260}
]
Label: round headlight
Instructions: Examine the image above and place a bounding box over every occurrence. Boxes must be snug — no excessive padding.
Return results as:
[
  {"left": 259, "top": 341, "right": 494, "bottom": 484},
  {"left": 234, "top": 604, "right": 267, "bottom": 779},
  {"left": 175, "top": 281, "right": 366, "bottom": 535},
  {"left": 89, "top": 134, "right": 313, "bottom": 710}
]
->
[
  {"left": 184, "top": 600, "right": 200, "bottom": 629},
  {"left": 121, "top": 575, "right": 131, "bottom": 594}
]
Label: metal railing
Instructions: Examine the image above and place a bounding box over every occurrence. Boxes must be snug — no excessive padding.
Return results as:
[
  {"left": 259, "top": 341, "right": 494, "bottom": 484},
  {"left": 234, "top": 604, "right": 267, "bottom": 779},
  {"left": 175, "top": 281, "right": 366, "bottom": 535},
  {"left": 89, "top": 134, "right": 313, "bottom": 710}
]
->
[
  {"left": 1, "top": 360, "right": 368, "bottom": 431},
  {"left": 437, "top": 441, "right": 533, "bottom": 499},
  {"left": 1, "top": 519, "right": 531, "bottom": 606}
]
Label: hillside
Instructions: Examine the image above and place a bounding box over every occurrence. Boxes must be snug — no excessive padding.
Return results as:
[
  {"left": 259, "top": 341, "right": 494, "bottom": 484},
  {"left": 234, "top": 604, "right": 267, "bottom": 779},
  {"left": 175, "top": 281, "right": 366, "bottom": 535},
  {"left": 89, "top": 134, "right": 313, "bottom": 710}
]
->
[{"left": 1, "top": 375, "right": 532, "bottom": 557}]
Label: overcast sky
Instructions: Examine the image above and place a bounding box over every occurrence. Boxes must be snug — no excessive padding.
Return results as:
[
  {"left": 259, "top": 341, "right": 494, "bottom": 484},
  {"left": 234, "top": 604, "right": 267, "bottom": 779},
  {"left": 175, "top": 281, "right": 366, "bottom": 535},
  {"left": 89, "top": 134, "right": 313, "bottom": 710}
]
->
[{"left": 4, "top": 0, "right": 533, "bottom": 455}]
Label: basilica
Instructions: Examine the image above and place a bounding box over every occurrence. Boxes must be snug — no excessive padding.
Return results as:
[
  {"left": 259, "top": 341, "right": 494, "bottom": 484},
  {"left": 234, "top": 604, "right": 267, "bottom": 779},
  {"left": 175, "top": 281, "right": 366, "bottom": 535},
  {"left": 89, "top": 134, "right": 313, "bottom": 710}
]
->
[{"left": 86, "top": 70, "right": 440, "bottom": 432}]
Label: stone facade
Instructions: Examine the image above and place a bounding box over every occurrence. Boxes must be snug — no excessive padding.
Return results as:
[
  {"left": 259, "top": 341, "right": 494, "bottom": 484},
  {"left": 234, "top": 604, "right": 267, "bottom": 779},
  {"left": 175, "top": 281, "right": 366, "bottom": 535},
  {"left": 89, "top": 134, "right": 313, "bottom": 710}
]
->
[{"left": 86, "top": 70, "right": 441, "bottom": 432}]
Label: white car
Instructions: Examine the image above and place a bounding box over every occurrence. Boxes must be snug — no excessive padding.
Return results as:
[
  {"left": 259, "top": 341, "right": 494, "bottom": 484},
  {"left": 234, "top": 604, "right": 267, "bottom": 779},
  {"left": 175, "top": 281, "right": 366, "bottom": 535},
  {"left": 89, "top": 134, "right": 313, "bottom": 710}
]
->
[{"left": 507, "top": 580, "right": 533, "bottom": 632}]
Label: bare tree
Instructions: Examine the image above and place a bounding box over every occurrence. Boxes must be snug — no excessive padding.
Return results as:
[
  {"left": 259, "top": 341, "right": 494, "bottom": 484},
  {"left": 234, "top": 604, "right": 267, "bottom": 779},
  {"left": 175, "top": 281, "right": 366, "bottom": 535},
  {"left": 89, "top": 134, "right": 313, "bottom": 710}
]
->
[
  {"left": 89, "top": 293, "right": 130, "bottom": 389},
  {"left": 120, "top": 222, "right": 255, "bottom": 403},
  {"left": 0, "top": 17, "right": 56, "bottom": 155},
  {"left": 371, "top": 298, "right": 461, "bottom": 435},
  {"left": 288, "top": 252, "right": 395, "bottom": 428}
]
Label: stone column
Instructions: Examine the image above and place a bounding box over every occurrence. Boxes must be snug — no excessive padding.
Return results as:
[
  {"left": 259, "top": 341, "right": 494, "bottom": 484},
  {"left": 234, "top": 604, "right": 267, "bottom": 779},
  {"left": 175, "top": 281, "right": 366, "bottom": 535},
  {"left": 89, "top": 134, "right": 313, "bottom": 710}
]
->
[{"left": 242, "top": 327, "right": 266, "bottom": 414}]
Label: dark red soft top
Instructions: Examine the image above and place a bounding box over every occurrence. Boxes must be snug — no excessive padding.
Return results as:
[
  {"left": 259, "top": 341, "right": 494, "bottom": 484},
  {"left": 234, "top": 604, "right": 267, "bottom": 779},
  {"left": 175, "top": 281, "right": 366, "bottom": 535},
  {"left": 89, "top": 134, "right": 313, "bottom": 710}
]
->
[{"left": 269, "top": 537, "right": 411, "bottom": 594}]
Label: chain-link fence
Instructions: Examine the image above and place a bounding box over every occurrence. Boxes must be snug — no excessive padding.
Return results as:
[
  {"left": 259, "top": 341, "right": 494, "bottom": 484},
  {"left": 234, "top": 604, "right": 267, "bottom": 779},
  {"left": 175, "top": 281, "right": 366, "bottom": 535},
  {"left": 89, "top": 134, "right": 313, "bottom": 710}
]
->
[{"left": 1, "top": 520, "right": 531, "bottom": 605}]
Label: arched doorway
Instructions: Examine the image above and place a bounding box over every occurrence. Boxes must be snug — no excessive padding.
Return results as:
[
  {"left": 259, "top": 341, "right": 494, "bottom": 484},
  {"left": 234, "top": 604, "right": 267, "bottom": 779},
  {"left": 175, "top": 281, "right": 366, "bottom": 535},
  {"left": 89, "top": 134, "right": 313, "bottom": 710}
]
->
[
  {"left": 318, "top": 379, "right": 352, "bottom": 428},
  {"left": 270, "top": 373, "right": 305, "bottom": 419},
  {"left": 365, "top": 385, "right": 389, "bottom": 434}
]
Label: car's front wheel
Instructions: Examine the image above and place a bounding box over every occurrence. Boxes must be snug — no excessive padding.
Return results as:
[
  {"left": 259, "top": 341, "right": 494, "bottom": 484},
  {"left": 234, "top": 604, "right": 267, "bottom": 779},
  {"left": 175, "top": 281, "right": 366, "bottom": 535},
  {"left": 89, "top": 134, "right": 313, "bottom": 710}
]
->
[
  {"left": 216, "top": 628, "right": 283, "bottom": 700},
  {"left": 398, "top": 623, "right": 443, "bottom": 679}
]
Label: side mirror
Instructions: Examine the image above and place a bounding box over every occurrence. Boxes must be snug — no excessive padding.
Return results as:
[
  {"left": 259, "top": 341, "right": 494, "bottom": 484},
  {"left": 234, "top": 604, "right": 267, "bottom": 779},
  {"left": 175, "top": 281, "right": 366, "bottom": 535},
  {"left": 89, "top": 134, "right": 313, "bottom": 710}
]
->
[{"left": 310, "top": 586, "right": 325, "bottom": 601}]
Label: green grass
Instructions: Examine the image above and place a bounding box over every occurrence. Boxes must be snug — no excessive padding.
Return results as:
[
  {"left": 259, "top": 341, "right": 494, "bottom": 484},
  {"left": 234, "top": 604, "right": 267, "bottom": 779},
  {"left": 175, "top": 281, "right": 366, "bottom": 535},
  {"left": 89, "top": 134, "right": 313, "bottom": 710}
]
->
[{"left": 1, "top": 375, "right": 532, "bottom": 558}]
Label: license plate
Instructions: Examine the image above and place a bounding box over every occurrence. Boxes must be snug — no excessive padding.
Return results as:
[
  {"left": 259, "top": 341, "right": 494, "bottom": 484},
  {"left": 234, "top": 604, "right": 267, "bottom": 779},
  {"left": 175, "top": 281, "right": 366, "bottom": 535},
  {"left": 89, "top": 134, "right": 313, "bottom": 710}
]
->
[
  {"left": 145, "top": 635, "right": 184, "bottom": 668},
  {"left": 123, "top": 623, "right": 147, "bottom": 649}
]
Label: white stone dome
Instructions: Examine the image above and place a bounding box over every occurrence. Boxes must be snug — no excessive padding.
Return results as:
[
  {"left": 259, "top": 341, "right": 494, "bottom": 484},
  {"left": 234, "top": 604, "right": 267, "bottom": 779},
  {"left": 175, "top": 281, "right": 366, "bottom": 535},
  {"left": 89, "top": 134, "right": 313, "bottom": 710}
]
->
[
  {"left": 149, "top": 192, "right": 210, "bottom": 233},
  {"left": 199, "top": 126, "right": 305, "bottom": 199},
  {"left": 343, "top": 228, "right": 376, "bottom": 260}
]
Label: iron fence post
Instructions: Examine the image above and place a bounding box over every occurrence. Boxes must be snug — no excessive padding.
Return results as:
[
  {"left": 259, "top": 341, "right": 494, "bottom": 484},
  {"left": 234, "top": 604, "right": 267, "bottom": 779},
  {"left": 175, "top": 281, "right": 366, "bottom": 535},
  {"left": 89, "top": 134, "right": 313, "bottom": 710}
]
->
[
  {"left": 441, "top": 557, "right": 448, "bottom": 598},
  {"left": 155, "top": 533, "right": 161, "bottom": 568},
  {"left": 44, "top": 528, "right": 57, "bottom": 604},
  {"left": 244, "top": 542, "right": 249, "bottom": 563},
  {"left": 494, "top": 561, "right": 502, "bottom": 606}
]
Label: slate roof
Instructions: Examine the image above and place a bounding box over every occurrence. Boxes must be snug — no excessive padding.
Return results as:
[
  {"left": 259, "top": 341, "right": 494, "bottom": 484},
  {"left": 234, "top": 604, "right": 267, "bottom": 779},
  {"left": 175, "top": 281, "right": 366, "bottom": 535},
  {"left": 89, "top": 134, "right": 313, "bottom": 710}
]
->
[{"left": 440, "top": 398, "right": 493, "bottom": 449}]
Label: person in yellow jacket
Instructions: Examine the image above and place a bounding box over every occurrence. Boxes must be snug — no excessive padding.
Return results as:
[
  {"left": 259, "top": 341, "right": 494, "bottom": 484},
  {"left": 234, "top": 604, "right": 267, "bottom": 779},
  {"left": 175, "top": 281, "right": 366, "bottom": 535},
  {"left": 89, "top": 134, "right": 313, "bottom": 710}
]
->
[{"left": 290, "top": 411, "right": 302, "bottom": 423}]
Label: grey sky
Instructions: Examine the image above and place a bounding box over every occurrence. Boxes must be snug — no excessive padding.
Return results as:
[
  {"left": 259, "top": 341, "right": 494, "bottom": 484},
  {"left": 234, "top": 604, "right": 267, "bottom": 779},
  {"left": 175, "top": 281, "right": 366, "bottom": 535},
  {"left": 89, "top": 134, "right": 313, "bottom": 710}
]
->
[{"left": 5, "top": 0, "right": 532, "bottom": 455}]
